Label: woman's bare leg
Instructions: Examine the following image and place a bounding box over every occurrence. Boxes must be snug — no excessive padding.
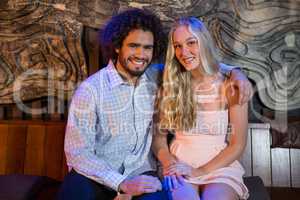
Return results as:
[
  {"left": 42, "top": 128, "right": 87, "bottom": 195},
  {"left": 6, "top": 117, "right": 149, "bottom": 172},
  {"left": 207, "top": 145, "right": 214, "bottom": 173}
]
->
[
  {"left": 201, "top": 183, "right": 239, "bottom": 200},
  {"left": 171, "top": 181, "right": 200, "bottom": 200}
]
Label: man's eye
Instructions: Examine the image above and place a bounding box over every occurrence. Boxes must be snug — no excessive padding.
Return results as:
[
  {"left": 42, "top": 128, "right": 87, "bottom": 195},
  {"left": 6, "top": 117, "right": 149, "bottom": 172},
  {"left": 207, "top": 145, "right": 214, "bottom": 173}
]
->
[
  {"left": 128, "top": 44, "right": 138, "bottom": 48},
  {"left": 144, "top": 46, "right": 153, "bottom": 50}
]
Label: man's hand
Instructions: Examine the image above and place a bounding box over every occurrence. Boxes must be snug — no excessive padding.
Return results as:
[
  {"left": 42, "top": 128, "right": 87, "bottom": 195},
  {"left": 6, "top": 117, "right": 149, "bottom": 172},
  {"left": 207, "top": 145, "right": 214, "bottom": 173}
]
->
[
  {"left": 113, "top": 194, "right": 132, "bottom": 200},
  {"left": 119, "top": 175, "right": 162, "bottom": 196},
  {"left": 229, "top": 69, "right": 253, "bottom": 105}
]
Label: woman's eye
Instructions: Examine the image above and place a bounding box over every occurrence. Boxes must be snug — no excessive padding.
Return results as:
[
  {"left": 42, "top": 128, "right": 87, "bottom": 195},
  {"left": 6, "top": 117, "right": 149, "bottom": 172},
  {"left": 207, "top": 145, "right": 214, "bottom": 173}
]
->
[
  {"left": 174, "top": 44, "right": 180, "bottom": 49},
  {"left": 187, "top": 40, "right": 197, "bottom": 46}
]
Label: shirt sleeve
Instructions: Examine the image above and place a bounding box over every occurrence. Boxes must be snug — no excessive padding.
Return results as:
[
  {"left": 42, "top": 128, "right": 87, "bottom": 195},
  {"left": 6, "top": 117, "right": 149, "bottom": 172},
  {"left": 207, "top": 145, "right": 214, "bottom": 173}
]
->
[
  {"left": 219, "top": 63, "right": 240, "bottom": 77},
  {"left": 64, "top": 83, "right": 126, "bottom": 191}
]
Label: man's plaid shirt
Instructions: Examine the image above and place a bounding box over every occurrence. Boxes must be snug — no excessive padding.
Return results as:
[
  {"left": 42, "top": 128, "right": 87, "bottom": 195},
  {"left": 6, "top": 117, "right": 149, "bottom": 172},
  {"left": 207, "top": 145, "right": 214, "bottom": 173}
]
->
[{"left": 64, "top": 60, "right": 160, "bottom": 191}]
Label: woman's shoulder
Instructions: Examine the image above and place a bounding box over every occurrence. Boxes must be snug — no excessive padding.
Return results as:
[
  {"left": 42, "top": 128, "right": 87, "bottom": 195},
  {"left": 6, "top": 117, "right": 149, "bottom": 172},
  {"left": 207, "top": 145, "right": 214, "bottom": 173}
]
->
[
  {"left": 211, "top": 72, "right": 237, "bottom": 107},
  {"left": 214, "top": 72, "right": 228, "bottom": 92}
]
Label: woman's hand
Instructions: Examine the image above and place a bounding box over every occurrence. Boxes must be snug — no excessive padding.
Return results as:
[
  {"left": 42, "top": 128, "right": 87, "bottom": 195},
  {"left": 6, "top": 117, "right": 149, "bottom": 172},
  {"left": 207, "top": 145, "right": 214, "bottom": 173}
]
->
[
  {"left": 164, "top": 162, "right": 206, "bottom": 178},
  {"left": 160, "top": 154, "right": 178, "bottom": 176},
  {"left": 161, "top": 157, "right": 185, "bottom": 191},
  {"left": 164, "top": 162, "right": 194, "bottom": 177}
]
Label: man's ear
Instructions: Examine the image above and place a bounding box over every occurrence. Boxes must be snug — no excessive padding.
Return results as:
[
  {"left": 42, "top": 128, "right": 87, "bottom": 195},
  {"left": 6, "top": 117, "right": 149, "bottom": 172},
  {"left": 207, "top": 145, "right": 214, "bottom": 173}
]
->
[{"left": 115, "top": 48, "right": 119, "bottom": 53}]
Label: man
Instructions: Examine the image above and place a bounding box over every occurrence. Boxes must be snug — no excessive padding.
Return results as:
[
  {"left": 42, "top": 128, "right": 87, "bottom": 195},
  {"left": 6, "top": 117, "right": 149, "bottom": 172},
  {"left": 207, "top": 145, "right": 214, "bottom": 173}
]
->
[{"left": 58, "top": 8, "right": 252, "bottom": 200}]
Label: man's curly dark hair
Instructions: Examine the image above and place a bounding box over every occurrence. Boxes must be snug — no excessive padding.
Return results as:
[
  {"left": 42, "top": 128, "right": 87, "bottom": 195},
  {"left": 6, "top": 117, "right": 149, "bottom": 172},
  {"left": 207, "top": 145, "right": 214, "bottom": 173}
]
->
[{"left": 100, "top": 8, "right": 166, "bottom": 64}]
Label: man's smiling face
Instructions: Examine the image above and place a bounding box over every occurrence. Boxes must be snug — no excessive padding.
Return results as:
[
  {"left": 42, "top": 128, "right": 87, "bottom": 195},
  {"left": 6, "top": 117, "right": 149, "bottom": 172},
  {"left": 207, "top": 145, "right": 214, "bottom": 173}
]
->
[{"left": 115, "top": 29, "right": 154, "bottom": 80}]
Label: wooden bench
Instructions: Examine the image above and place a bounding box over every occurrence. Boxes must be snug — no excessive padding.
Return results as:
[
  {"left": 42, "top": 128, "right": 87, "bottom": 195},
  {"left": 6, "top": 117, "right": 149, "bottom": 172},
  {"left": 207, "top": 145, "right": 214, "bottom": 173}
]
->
[
  {"left": 240, "top": 123, "right": 300, "bottom": 188},
  {"left": 0, "top": 121, "right": 67, "bottom": 181},
  {"left": 1, "top": 121, "right": 298, "bottom": 199}
]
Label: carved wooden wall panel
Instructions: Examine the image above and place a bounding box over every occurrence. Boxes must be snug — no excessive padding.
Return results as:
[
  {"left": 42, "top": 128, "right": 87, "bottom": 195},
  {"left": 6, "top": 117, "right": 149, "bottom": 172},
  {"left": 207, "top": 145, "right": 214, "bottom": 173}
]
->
[
  {"left": 205, "top": 0, "right": 300, "bottom": 111},
  {"left": 71, "top": 0, "right": 300, "bottom": 111},
  {"left": 118, "top": 0, "right": 300, "bottom": 111},
  {"left": 0, "top": 0, "right": 87, "bottom": 104}
]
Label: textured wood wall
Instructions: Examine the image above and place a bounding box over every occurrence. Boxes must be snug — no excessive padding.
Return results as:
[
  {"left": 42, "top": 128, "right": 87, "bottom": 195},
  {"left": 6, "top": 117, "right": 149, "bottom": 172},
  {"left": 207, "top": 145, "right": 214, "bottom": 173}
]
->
[
  {"left": 0, "top": 26, "right": 99, "bottom": 121},
  {"left": 0, "top": 0, "right": 89, "bottom": 120}
]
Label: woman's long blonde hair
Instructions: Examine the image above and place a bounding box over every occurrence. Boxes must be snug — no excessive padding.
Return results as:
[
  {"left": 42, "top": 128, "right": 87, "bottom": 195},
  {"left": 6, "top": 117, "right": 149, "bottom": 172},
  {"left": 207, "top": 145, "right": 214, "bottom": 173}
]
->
[{"left": 159, "top": 17, "right": 221, "bottom": 131}]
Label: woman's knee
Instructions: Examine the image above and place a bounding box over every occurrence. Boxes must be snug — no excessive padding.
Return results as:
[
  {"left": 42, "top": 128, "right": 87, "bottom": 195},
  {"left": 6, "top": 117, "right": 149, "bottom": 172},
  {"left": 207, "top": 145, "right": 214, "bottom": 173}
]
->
[
  {"left": 201, "top": 183, "right": 238, "bottom": 200},
  {"left": 171, "top": 182, "right": 199, "bottom": 200}
]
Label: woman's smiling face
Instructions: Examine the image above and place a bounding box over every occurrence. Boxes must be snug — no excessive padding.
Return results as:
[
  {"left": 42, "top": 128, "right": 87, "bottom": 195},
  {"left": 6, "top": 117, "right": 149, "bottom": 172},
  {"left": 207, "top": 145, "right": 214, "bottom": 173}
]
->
[{"left": 172, "top": 25, "right": 201, "bottom": 71}]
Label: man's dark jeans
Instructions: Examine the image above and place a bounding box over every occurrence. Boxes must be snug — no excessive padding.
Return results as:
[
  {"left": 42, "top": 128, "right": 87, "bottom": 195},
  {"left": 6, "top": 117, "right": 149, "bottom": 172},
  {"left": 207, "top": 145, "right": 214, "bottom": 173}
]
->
[{"left": 57, "top": 169, "right": 169, "bottom": 200}]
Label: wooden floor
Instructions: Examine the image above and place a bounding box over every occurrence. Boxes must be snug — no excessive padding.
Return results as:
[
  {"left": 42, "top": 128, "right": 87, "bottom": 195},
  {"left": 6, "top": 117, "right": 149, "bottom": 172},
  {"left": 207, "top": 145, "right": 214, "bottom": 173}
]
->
[{"left": 240, "top": 123, "right": 300, "bottom": 188}]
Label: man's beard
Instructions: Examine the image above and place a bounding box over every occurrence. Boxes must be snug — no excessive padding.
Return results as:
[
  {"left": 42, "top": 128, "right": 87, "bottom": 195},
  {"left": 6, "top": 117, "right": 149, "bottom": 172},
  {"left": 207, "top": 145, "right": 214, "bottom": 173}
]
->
[
  {"left": 126, "top": 66, "right": 147, "bottom": 77},
  {"left": 122, "top": 58, "right": 150, "bottom": 77}
]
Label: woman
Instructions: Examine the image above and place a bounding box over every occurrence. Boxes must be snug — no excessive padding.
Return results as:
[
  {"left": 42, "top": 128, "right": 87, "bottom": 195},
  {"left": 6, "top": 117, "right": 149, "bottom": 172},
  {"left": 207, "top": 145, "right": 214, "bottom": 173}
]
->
[{"left": 152, "top": 17, "right": 249, "bottom": 200}]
